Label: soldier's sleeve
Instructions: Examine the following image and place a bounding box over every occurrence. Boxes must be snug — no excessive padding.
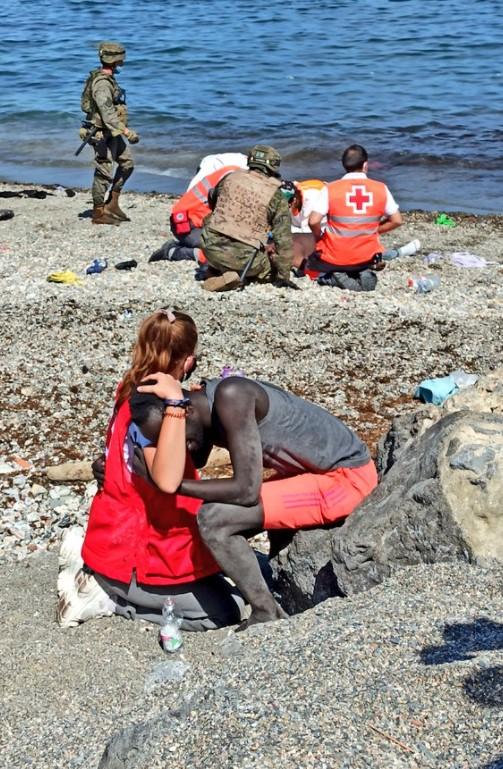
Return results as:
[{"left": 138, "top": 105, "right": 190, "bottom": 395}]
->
[
  {"left": 268, "top": 189, "right": 294, "bottom": 281},
  {"left": 92, "top": 79, "right": 126, "bottom": 136}
]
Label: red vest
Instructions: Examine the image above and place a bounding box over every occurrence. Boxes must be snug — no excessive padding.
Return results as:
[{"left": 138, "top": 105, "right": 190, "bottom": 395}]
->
[
  {"left": 317, "top": 177, "right": 387, "bottom": 267},
  {"left": 82, "top": 399, "right": 219, "bottom": 586},
  {"left": 172, "top": 165, "right": 241, "bottom": 229}
]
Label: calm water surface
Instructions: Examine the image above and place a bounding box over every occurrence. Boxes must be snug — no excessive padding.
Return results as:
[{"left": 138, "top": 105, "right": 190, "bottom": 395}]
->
[{"left": 1, "top": 0, "right": 502, "bottom": 211}]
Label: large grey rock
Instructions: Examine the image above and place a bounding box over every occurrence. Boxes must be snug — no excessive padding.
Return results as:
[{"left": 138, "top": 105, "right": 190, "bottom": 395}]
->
[
  {"left": 271, "top": 528, "right": 340, "bottom": 614},
  {"left": 272, "top": 410, "right": 503, "bottom": 609}
]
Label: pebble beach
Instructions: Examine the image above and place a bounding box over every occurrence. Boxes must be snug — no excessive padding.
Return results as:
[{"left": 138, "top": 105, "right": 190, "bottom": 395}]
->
[
  {"left": 1, "top": 182, "right": 502, "bottom": 562},
  {"left": 1, "top": 182, "right": 502, "bottom": 768}
]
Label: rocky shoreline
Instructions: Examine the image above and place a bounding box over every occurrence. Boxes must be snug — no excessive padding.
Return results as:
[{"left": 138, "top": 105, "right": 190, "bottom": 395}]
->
[
  {"left": 1, "top": 182, "right": 503, "bottom": 767},
  {"left": 1, "top": 181, "right": 502, "bottom": 563}
]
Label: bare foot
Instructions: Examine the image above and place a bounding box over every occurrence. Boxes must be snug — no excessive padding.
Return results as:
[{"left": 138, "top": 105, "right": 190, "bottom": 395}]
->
[{"left": 236, "top": 604, "right": 288, "bottom": 632}]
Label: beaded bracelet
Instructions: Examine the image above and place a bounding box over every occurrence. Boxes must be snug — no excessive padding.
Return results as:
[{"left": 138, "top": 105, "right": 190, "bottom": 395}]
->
[{"left": 163, "top": 406, "right": 186, "bottom": 419}]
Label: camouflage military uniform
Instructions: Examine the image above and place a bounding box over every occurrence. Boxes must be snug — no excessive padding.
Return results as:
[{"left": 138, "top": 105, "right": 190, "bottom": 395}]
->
[
  {"left": 88, "top": 70, "right": 134, "bottom": 206},
  {"left": 201, "top": 172, "right": 294, "bottom": 282}
]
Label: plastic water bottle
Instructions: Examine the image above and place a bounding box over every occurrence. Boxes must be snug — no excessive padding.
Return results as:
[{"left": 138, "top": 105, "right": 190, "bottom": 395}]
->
[
  {"left": 407, "top": 275, "right": 440, "bottom": 294},
  {"left": 86, "top": 258, "right": 108, "bottom": 275},
  {"left": 159, "top": 598, "right": 183, "bottom": 653}
]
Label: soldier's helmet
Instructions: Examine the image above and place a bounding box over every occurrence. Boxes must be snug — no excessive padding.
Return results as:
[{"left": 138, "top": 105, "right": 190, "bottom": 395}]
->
[
  {"left": 98, "top": 41, "right": 126, "bottom": 65},
  {"left": 247, "top": 145, "right": 282, "bottom": 177}
]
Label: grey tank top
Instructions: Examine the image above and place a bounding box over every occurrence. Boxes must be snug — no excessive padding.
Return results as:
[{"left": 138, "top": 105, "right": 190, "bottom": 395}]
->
[{"left": 204, "top": 378, "right": 369, "bottom": 476}]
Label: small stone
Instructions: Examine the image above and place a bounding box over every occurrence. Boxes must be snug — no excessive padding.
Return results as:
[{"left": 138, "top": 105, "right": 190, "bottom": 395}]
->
[
  {"left": 49, "top": 486, "right": 71, "bottom": 500},
  {"left": 31, "top": 484, "right": 47, "bottom": 496},
  {"left": 46, "top": 461, "right": 93, "bottom": 482}
]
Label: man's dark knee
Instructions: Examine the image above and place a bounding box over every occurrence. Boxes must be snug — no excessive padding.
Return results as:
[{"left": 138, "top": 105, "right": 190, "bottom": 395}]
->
[{"left": 197, "top": 503, "right": 224, "bottom": 545}]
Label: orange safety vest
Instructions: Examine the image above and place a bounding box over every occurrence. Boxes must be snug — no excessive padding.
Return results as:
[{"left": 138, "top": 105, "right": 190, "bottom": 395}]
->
[
  {"left": 172, "top": 165, "right": 241, "bottom": 229},
  {"left": 317, "top": 177, "right": 387, "bottom": 268}
]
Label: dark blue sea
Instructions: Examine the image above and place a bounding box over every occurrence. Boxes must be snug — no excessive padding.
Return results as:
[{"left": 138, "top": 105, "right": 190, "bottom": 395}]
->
[{"left": 1, "top": 0, "right": 502, "bottom": 212}]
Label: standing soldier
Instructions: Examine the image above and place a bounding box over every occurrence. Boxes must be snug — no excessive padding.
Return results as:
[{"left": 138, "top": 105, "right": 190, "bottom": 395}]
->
[
  {"left": 80, "top": 41, "right": 140, "bottom": 225},
  {"left": 200, "top": 145, "right": 297, "bottom": 291}
]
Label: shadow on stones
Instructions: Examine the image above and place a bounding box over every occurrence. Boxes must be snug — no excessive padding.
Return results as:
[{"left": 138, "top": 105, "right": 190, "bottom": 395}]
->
[
  {"left": 420, "top": 618, "right": 503, "bottom": 665},
  {"left": 78, "top": 208, "right": 93, "bottom": 218},
  {"left": 420, "top": 619, "right": 503, "bottom": 711},
  {"left": 475, "top": 756, "right": 503, "bottom": 769},
  {"left": 464, "top": 665, "right": 503, "bottom": 707}
]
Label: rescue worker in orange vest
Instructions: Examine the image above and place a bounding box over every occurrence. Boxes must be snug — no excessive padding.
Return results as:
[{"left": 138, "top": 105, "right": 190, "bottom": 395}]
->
[
  {"left": 199, "top": 145, "right": 297, "bottom": 292},
  {"left": 149, "top": 165, "right": 241, "bottom": 263},
  {"left": 307, "top": 144, "right": 402, "bottom": 291}
]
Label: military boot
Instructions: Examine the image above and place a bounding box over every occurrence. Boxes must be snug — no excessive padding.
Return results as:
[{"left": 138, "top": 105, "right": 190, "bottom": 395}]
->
[
  {"left": 104, "top": 191, "right": 130, "bottom": 222},
  {"left": 92, "top": 205, "right": 121, "bottom": 226},
  {"left": 202, "top": 271, "right": 241, "bottom": 292}
]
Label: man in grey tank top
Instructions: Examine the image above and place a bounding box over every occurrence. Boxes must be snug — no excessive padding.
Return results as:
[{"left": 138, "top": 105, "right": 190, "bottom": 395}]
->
[{"left": 132, "top": 375, "right": 377, "bottom": 630}]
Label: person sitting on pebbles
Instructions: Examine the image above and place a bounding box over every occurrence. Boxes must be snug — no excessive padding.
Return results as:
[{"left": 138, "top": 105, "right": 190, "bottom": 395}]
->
[
  {"left": 121, "top": 373, "right": 378, "bottom": 629},
  {"left": 305, "top": 144, "right": 419, "bottom": 291},
  {"left": 149, "top": 162, "right": 242, "bottom": 264},
  {"left": 57, "top": 308, "right": 246, "bottom": 631}
]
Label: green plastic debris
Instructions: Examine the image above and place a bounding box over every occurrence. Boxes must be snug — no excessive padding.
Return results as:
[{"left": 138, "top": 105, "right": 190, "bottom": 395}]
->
[{"left": 435, "top": 213, "right": 456, "bottom": 227}]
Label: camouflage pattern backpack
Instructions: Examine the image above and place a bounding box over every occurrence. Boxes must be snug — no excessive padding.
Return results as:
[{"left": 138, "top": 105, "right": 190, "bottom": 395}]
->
[{"left": 81, "top": 69, "right": 102, "bottom": 114}]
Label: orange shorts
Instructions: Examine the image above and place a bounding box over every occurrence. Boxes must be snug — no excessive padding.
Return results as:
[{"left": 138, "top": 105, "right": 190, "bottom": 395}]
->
[{"left": 261, "top": 460, "right": 378, "bottom": 530}]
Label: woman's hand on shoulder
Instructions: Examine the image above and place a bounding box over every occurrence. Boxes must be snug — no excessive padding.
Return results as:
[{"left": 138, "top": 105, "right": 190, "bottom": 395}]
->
[{"left": 137, "top": 372, "right": 183, "bottom": 400}]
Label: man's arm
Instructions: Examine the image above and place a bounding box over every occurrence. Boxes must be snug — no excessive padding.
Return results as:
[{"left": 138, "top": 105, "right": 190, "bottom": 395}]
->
[
  {"left": 378, "top": 210, "right": 402, "bottom": 234},
  {"left": 308, "top": 185, "right": 328, "bottom": 241},
  {"left": 308, "top": 210, "right": 324, "bottom": 241},
  {"left": 179, "top": 380, "right": 264, "bottom": 506},
  {"left": 268, "top": 190, "right": 295, "bottom": 281}
]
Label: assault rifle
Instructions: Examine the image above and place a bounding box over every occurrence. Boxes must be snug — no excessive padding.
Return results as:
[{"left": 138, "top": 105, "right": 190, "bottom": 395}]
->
[{"left": 74, "top": 123, "right": 99, "bottom": 157}]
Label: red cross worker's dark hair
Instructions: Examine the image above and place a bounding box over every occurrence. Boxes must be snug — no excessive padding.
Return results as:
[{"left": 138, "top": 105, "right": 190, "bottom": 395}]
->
[{"left": 342, "top": 144, "right": 368, "bottom": 173}]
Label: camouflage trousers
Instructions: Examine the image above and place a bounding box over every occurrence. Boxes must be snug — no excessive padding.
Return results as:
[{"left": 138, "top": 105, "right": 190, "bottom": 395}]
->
[
  {"left": 92, "top": 134, "right": 134, "bottom": 205},
  {"left": 200, "top": 230, "right": 271, "bottom": 280}
]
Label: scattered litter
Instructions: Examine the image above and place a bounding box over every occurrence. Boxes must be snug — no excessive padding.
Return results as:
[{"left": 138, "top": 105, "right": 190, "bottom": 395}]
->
[
  {"left": 122, "top": 309, "right": 133, "bottom": 320},
  {"left": 414, "top": 369, "right": 478, "bottom": 405},
  {"left": 424, "top": 251, "right": 490, "bottom": 269},
  {"left": 450, "top": 252, "right": 487, "bottom": 269},
  {"left": 220, "top": 365, "right": 246, "bottom": 378},
  {"left": 423, "top": 251, "right": 443, "bottom": 265},
  {"left": 115, "top": 259, "right": 138, "bottom": 271},
  {"left": 86, "top": 259, "right": 108, "bottom": 275},
  {"left": 47, "top": 271, "right": 83, "bottom": 286},
  {"left": 407, "top": 275, "right": 440, "bottom": 294},
  {"left": 450, "top": 370, "right": 479, "bottom": 389},
  {"left": 435, "top": 213, "right": 456, "bottom": 227},
  {"left": 144, "top": 659, "right": 191, "bottom": 693}
]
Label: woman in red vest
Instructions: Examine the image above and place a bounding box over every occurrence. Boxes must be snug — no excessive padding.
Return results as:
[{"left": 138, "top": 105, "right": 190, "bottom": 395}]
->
[{"left": 57, "top": 308, "right": 244, "bottom": 631}]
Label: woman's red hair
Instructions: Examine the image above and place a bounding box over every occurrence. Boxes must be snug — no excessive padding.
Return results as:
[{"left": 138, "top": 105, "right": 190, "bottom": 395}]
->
[{"left": 116, "top": 309, "right": 197, "bottom": 406}]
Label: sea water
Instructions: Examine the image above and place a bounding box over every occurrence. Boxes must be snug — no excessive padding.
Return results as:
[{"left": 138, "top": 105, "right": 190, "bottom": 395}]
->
[{"left": 1, "top": 0, "right": 502, "bottom": 212}]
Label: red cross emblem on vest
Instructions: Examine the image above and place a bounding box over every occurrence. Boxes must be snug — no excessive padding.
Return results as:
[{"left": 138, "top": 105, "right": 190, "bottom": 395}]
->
[{"left": 346, "top": 185, "right": 373, "bottom": 214}]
